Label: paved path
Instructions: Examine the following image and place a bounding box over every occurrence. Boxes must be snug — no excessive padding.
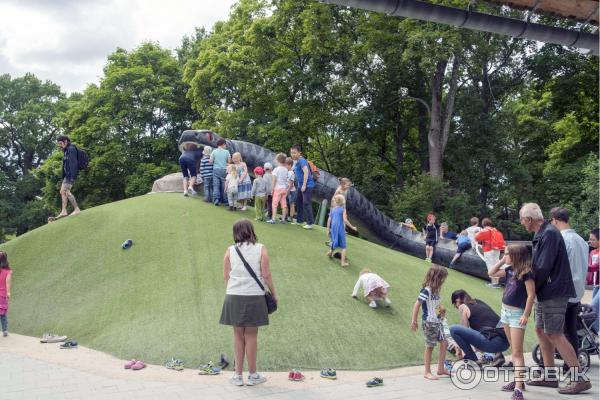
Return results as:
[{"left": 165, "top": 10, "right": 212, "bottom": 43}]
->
[{"left": 0, "top": 334, "right": 597, "bottom": 400}]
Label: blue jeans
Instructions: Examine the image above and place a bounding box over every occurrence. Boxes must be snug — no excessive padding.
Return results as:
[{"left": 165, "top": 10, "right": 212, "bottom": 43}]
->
[
  {"left": 296, "top": 187, "right": 314, "bottom": 225},
  {"left": 592, "top": 286, "right": 599, "bottom": 333},
  {"left": 203, "top": 176, "right": 213, "bottom": 201},
  {"left": 212, "top": 168, "right": 227, "bottom": 205},
  {"left": 450, "top": 324, "right": 509, "bottom": 361},
  {"left": 1, "top": 315, "right": 7, "bottom": 332}
]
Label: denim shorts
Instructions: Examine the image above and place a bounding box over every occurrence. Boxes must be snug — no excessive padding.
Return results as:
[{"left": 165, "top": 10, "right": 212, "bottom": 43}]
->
[
  {"left": 500, "top": 305, "right": 526, "bottom": 329},
  {"left": 287, "top": 190, "right": 297, "bottom": 204}
]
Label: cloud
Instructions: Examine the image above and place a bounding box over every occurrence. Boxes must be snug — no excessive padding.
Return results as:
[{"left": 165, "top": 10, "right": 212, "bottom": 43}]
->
[{"left": 0, "top": 0, "right": 236, "bottom": 93}]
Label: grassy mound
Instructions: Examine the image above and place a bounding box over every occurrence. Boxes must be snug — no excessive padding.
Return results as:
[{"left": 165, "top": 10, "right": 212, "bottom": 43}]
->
[{"left": 2, "top": 194, "right": 535, "bottom": 370}]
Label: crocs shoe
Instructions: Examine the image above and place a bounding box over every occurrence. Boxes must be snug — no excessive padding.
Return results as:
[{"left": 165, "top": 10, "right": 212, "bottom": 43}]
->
[
  {"left": 366, "top": 377, "right": 384, "bottom": 387},
  {"left": 124, "top": 359, "right": 137, "bottom": 369},
  {"left": 132, "top": 361, "right": 146, "bottom": 371},
  {"left": 320, "top": 369, "right": 337, "bottom": 380}
]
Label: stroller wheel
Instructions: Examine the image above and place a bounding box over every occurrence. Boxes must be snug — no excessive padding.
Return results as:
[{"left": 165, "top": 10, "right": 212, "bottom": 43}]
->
[
  {"left": 532, "top": 344, "right": 544, "bottom": 366},
  {"left": 577, "top": 350, "right": 590, "bottom": 369}
]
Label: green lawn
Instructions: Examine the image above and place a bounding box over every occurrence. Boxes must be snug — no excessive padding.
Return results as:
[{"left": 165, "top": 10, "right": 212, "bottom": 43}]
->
[{"left": 1, "top": 193, "right": 536, "bottom": 370}]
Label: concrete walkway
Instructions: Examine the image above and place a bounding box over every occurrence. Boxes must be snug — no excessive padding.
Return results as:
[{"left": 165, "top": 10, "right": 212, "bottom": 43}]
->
[{"left": 0, "top": 334, "right": 597, "bottom": 400}]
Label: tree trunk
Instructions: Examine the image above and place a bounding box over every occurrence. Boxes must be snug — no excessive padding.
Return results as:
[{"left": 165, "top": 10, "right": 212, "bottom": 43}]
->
[
  {"left": 428, "top": 59, "right": 447, "bottom": 178},
  {"left": 394, "top": 124, "right": 408, "bottom": 188}
]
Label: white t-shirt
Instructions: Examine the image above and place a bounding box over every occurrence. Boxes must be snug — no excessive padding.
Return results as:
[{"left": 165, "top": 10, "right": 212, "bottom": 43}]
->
[
  {"left": 226, "top": 243, "right": 265, "bottom": 296},
  {"left": 288, "top": 170, "right": 296, "bottom": 192},
  {"left": 273, "top": 166, "right": 289, "bottom": 189},
  {"left": 466, "top": 226, "right": 481, "bottom": 244}
]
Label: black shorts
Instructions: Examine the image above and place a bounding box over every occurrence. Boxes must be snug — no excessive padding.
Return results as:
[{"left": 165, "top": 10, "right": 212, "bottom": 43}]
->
[{"left": 426, "top": 239, "right": 438, "bottom": 247}]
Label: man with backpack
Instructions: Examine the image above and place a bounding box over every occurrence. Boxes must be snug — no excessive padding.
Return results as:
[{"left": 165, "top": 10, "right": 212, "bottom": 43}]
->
[
  {"left": 475, "top": 218, "right": 505, "bottom": 289},
  {"left": 55, "top": 135, "right": 83, "bottom": 219}
]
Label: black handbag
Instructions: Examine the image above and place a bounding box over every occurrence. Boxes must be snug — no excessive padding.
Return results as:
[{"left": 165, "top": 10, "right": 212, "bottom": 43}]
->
[{"left": 234, "top": 246, "right": 277, "bottom": 314}]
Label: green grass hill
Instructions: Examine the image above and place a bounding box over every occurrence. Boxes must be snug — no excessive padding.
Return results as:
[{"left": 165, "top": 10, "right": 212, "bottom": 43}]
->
[{"left": 1, "top": 193, "right": 535, "bottom": 370}]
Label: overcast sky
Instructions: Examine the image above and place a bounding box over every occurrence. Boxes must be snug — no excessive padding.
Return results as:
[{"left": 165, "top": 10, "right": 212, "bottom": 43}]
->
[{"left": 0, "top": 0, "right": 237, "bottom": 93}]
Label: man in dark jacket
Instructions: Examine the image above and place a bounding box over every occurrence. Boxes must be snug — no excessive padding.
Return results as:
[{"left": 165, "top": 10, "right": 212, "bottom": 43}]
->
[
  {"left": 56, "top": 135, "right": 81, "bottom": 218},
  {"left": 520, "top": 203, "right": 591, "bottom": 394}
]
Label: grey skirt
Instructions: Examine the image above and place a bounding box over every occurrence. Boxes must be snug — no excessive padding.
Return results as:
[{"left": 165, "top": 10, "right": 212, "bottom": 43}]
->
[{"left": 219, "top": 294, "right": 269, "bottom": 327}]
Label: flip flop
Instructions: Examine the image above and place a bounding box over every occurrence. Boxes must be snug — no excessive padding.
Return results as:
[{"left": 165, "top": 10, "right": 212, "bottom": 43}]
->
[
  {"left": 124, "top": 359, "right": 137, "bottom": 369},
  {"left": 47, "top": 215, "right": 67, "bottom": 223},
  {"left": 132, "top": 361, "right": 146, "bottom": 370}
]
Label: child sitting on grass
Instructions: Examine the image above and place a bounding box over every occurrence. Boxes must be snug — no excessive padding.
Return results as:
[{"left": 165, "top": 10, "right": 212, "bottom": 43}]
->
[
  {"left": 225, "top": 164, "right": 239, "bottom": 211},
  {"left": 411, "top": 264, "right": 450, "bottom": 380},
  {"left": 326, "top": 195, "right": 357, "bottom": 267},
  {"left": 351, "top": 268, "right": 391, "bottom": 308}
]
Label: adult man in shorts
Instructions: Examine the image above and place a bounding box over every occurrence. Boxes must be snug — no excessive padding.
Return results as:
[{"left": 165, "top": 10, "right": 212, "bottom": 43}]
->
[
  {"left": 55, "top": 135, "right": 81, "bottom": 219},
  {"left": 520, "top": 203, "right": 591, "bottom": 394}
]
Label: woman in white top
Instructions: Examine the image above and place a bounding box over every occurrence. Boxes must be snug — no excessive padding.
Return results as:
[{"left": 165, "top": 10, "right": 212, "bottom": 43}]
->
[{"left": 219, "top": 219, "right": 277, "bottom": 387}]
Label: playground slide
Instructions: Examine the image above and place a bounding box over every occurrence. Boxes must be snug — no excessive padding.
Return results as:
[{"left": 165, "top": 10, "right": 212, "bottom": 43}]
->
[{"left": 179, "top": 130, "right": 489, "bottom": 279}]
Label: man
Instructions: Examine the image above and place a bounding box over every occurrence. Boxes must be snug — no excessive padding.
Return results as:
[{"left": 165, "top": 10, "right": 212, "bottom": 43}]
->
[
  {"left": 289, "top": 145, "right": 314, "bottom": 229},
  {"left": 209, "top": 139, "right": 231, "bottom": 206},
  {"left": 520, "top": 203, "right": 591, "bottom": 394},
  {"left": 439, "top": 222, "right": 458, "bottom": 240},
  {"left": 550, "top": 207, "right": 588, "bottom": 360},
  {"left": 475, "top": 218, "right": 505, "bottom": 289},
  {"left": 55, "top": 135, "right": 81, "bottom": 219}
]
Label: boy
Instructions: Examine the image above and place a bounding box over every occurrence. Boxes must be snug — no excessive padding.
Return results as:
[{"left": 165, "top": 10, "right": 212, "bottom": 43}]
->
[
  {"left": 200, "top": 146, "right": 213, "bottom": 202},
  {"left": 285, "top": 157, "right": 297, "bottom": 223},
  {"left": 251, "top": 167, "right": 267, "bottom": 221},
  {"left": 263, "top": 162, "right": 274, "bottom": 220}
]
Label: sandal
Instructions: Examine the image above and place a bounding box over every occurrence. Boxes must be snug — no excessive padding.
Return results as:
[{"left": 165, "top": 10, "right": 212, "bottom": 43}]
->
[
  {"left": 198, "top": 362, "right": 221, "bottom": 375},
  {"left": 132, "top": 361, "right": 146, "bottom": 370},
  {"left": 124, "top": 359, "right": 137, "bottom": 369},
  {"left": 165, "top": 358, "right": 184, "bottom": 371}
]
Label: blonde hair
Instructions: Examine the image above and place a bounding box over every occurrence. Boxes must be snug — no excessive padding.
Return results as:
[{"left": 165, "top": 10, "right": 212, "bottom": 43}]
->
[
  {"left": 422, "top": 264, "right": 448, "bottom": 294},
  {"left": 332, "top": 194, "right": 346, "bottom": 207},
  {"left": 276, "top": 153, "right": 286, "bottom": 164},
  {"left": 232, "top": 152, "right": 242, "bottom": 163},
  {"left": 359, "top": 268, "right": 371, "bottom": 275},
  {"left": 505, "top": 244, "right": 532, "bottom": 278},
  {"left": 227, "top": 164, "right": 238, "bottom": 176}
]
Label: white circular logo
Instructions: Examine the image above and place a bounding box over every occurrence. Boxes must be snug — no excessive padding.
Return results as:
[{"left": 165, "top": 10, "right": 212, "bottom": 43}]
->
[{"left": 451, "top": 359, "right": 481, "bottom": 390}]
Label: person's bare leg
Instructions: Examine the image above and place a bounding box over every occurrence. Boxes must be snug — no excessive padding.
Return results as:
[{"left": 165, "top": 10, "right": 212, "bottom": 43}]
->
[
  {"left": 451, "top": 253, "right": 460, "bottom": 264},
  {"left": 282, "top": 207, "right": 288, "bottom": 221},
  {"left": 189, "top": 176, "right": 196, "bottom": 190},
  {"left": 548, "top": 333, "right": 580, "bottom": 370},
  {"left": 244, "top": 327, "right": 258, "bottom": 374},
  {"left": 67, "top": 191, "right": 80, "bottom": 215},
  {"left": 290, "top": 203, "right": 296, "bottom": 220},
  {"left": 437, "top": 340, "right": 450, "bottom": 375},
  {"left": 234, "top": 327, "right": 245, "bottom": 375},
  {"left": 59, "top": 187, "right": 69, "bottom": 217},
  {"left": 424, "top": 346, "right": 437, "bottom": 379},
  {"left": 536, "top": 328, "right": 556, "bottom": 368},
  {"left": 182, "top": 178, "right": 188, "bottom": 193},
  {"left": 341, "top": 249, "right": 348, "bottom": 266},
  {"left": 510, "top": 327, "right": 526, "bottom": 390}
]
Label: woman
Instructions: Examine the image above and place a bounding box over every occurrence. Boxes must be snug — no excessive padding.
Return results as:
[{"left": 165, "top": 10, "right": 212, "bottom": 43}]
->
[
  {"left": 179, "top": 143, "right": 201, "bottom": 196},
  {"left": 449, "top": 289, "right": 509, "bottom": 366},
  {"left": 219, "top": 219, "right": 278, "bottom": 386}
]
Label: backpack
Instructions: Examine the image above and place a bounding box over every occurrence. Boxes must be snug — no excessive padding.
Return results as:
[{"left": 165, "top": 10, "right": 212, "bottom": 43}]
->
[
  {"left": 307, "top": 160, "right": 320, "bottom": 181},
  {"left": 488, "top": 227, "right": 505, "bottom": 250},
  {"left": 74, "top": 146, "right": 89, "bottom": 170}
]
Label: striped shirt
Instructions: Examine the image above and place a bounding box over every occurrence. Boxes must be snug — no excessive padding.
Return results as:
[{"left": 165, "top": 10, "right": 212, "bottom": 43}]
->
[
  {"left": 200, "top": 156, "right": 213, "bottom": 178},
  {"left": 418, "top": 287, "right": 442, "bottom": 323}
]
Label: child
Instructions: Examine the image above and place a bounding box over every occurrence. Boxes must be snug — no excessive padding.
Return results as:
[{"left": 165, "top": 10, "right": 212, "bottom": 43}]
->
[
  {"left": 326, "top": 195, "right": 357, "bottom": 267},
  {"left": 251, "top": 167, "right": 267, "bottom": 221},
  {"left": 466, "top": 217, "right": 481, "bottom": 247},
  {"left": 225, "top": 164, "right": 239, "bottom": 211},
  {"left": 263, "top": 163, "right": 273, "bottom": 220},
  {"left": 488, "top": 244, "right": 535, "bottom": 399},
  {"left": 231, "top": 152, "right": 251, "bottom": 211},
  {"left": 334, "top": 177, "right": 352, "bottom": 199},
  {"left": 200, "top": 146, "right": 213, "bottom": 202},
  {"left": 449, "top": 230, "right": 472, "bottom": 267},
  {"left": 401, "top": 218, "right": 418, "bottom": 232},
  {"left": 0, "top": 251, "right": 12, "bottom": 337},
  {"left": 423, "top": 213, "right": 439, "bottom": 262},
  {"left": 411, "top": 264, "right": 450, "bottom": 380},
  {"left": 351, "top": 268, "right": 391, "bottom": 308},
  {"left": 269, "top": 153, "right": 289, "bottom": 224},
  {"left": 285, "top": 158, "right": 297, "bottom": 223}
]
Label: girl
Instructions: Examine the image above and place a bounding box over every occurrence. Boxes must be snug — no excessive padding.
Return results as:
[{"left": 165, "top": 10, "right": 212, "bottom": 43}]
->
[
  {"left": 231, "top": 152, "right": 252, "bottom": 211},
  {"left": 269, "top": 153, "right": 289, "bottom": 224},
  {"left": 326, "top": 195, "right": 357, "bottom": 267},
  {"left": 411, "top": 264, "right": 449, "bottom": 380},
  {"left": 225, "top": 164, "right": 239, "bottom": 211},
  {"left": 488, "top": 244, "right": 535, "bottom": 400},
  {"left": 351, "top": 268, "right": 391, "bottom": 308},
  {"left": 0, "top": 251, "right": 12, "bottom": 337},
  {"left": 219, "top": 219, "right": 277, "bottom": 386},
  {"left": 423, "top": 213, "right": 439, "bottom": 262},
  {"left": 334, "top": 177, "right": 352, "bottom": 199}
]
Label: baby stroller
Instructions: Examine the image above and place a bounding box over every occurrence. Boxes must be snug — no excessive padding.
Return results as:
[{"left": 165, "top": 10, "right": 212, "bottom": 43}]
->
[{"left": 532, "top": 304, "right": 599, "bottom": 368}]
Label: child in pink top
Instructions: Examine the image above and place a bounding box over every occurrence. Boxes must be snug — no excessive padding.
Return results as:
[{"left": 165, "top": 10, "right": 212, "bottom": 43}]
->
[{"left": 0, "top": 251, "right": 12, "bottom": 337}]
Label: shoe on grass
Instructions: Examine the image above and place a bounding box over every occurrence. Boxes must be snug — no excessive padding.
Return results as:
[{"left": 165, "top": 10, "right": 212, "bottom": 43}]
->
[
  {"left": 230, "top": 374, "right": 244, "bottom": 386},
  {"left": 303, "top": 224, "right": 313, "bottom": 230},
  {"left": 384, "top": 298, "right": 392, "bottom": 307},
  {"left": 369, "top": 301, "right": 377, "bottom": 308},
  {"left": 266, "top": 219, "right": 276, "bottom": 224},
  {"left": 246, "top": 373, "right": 267, "bottom": 386},
  {"left": 320, "top": 369, "right": 337, "bottom": 380},
  {"left": 366, "top": 377, "right": 383, "bottom": 387}
]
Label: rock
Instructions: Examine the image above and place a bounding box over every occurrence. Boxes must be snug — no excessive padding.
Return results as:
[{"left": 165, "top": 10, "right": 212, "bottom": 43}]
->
[{"left": 151, "top": 173, "right": 184, "bottom": 193}]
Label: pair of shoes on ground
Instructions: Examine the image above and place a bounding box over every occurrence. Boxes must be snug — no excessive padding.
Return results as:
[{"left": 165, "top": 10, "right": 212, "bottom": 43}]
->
[
  {"left": 288, "top": 369, "right": 305, "bottom": 381},
  {"left": 320, "top": 368, "right": 337, "bottom": 380},
  {"left": 369, "top": 298, "right": 392, "bottom": 309},
  {"left": 527, "top": 376, "right": 592, "bottom": 394},
  {"left": 40, "top": 333, "right": 68, "bottom": 343},
  {"left": 60, "top": 340, "right": 78, "bottom": 349},
  {"left": 124, "top": 359, "right": 146, "bottom": 370},
  {"left": 230, "top": 372, "right": 267, "bottom": 386},
  {"left": 366, "top": 377, "right": 384, "bottom": 387},
  {"left": 165, "top": 358, "right": 184, "bottom": 371},
  {"left": 183, "top": 188, "right": 197, "bottom": 197},
  {"left": 425, "top": 257, "right": 432, "bottom": 262}
]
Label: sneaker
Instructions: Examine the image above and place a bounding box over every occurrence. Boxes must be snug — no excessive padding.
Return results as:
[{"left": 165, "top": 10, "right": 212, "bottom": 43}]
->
[
  {"left": 291, "top": 219, "right": 297, "bottom": 225},
  {"left": 230, "top": 374, "right": 244, "bottom": 386},
  {"left": 369, "top": 301, "right": 377, "bottom": 308},
  {"left": 198, "top": 362, "right": 221, "bottom": 375},
  {"left": 240, "top": 206, "right": 247, "bottom": 211},
  {"left": 444, "top": 360, "right": 453, "bottom": 372},
  {"left": 511, "top": 388, "right": 524, "bottom": 400},
  {"left": 246, "top": 372, "right": 267, "bottom": 386},
  {"left": 366, "top": 377, "right": 384, "bottom": 387},
  {"left": 288, "top": 369, "right": 305, "bottom": 381},
  {"left": 280, "top": 219, "right": 286, "bottom": 224},
  {"left": 2, "top": 331, "right": 7, "bottom": 337},
  {"left": 425, "top": 257, "right": 431, "bottom": 262},
  {"left": 165, "top": 358, "right": 184, "bottom": 371},
  {"left": 41, "top": 333, "right": 68, "bottom": 343},
  {"left": 60, "top": 340, "right": 78, "bottom": 349},
  {"left": 487, "top": 283, "right": 502, "bottom": 289},
  {"left": 384, "top": 298, "right": 392, "bottom": 307},
  {"left": 267, "top": 219, "right": 276, "bottom": 224},
  {"left": 558, "top": 379, "right": 592, "bottom": 394},
  {"left": 188, "top": 188, "right": 197, "bottom": 196},
  {"left": 303, "top": 224, "right": 313, "bottom": 230},
  {"left": 320, "top": 369, "right": 337, "bottom": 380},
  {"left": 183, "top": 191, "right": 189, "bottom": 197}
]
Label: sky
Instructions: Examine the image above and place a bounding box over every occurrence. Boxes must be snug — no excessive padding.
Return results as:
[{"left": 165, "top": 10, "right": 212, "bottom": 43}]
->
[{"left": 0, "top": 0, "right": 237, "bottom": 93}]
